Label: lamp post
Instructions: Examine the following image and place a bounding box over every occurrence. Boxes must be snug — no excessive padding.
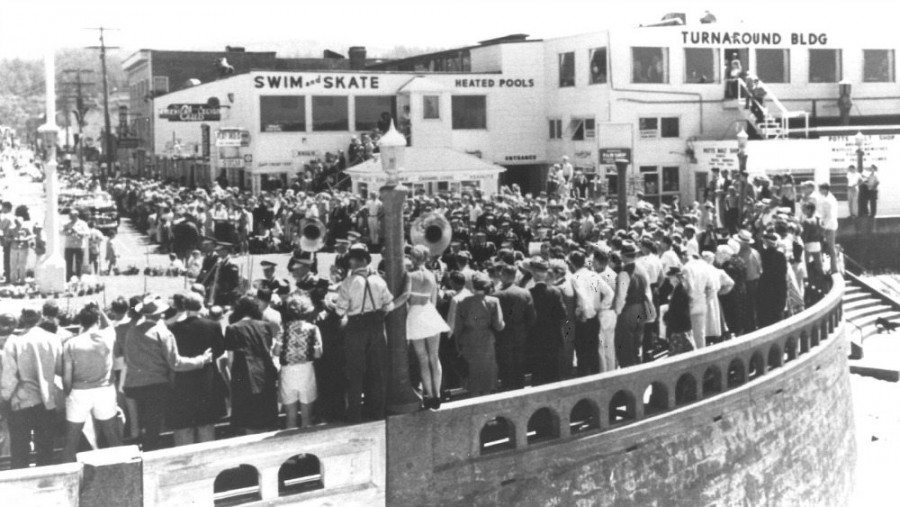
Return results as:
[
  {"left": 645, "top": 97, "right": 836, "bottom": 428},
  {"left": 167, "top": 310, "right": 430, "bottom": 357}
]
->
[
  {"left": 378, "top": 121, "right": 420, "bottom": 415},
  {"left": 36, "top": 49, "right": 67, "bottom": 293},
  {"left": 854, "top": 131, "right": 865, "bottom": 172},
  {"left": 838, "top": 80, "right": 853, "bottom": 127},
  {"left": 736, "top": 128, "right": 749, "bottom": 222},
  {"left": 614, "top": 158, "right": 629, "bottom": 230}
]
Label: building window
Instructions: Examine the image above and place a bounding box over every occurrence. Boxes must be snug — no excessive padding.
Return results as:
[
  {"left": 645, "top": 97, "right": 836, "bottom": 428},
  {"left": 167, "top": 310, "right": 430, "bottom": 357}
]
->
[
  {"left": 312, "top": 96, "right": 348, "bottom": 131},
  {"left": 632, "top": 47, "right": 668, "bottom": 83},
  {"left": 559, "top": 52, "right": 575, "bottom": 87},
  {"left": 662, "top": 166, "right": 680, "bottom": 192},
  {"left": 684, "top": 48, "right": 719, "bottom": 83},
  {"left": 354, "top": 96, "right": 394, "bottom": 132},
  {"left": 589, "top": 48, "right": 607, "bottom": 84},
  {"left": 423, "top": 95, "right": 440, "bottom": 119},
  {"left": 569, "top": 118, "right": 595, "bottom": 141},
  {"left": 548, "top": 119, "right": 563, "bottom": 139},
  {"left": 809, "top": 49, "right": 842, "bottom": 83},
  {"left": 756, "top": 49, "right": 790, "bottom": 83},
  {"left": 864, "top": 49, "right": 895, "bottom": 82},
  {"left": 260, "top": 96, "right": 305, "bottom": 132},
  {"left": 639, "top": 117, "right": 679, "bottom": 139},
  {"left": 660, "top": 117, "right": 680, "bottom": 138},
  {"left": 152, "top": 76, "right": 169, "bottom": 94},
  {"left": 451, "top": 95, "right": 486, "bottom": 129}
]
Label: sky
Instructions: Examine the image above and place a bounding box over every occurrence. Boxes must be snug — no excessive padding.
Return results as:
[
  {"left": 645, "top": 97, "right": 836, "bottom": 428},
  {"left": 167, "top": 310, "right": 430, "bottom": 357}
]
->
[{"left": 0, "top": 0, "right": 895, "bottom": 60}]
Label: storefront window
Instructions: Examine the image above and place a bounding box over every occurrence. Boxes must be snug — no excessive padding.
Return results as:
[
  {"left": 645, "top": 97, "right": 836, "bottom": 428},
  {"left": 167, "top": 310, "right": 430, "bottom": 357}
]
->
[
  {"left": 662, "top": 166, "right": 680, "bottom": 192},
  {"left": 589, "top": 48, "right": 607, "bottom": 84},
  {"left": 864, "top": 49, "right": 895, "bottom": 82},
  {"left": 312, "top": 96, "right": 349, "bottom": 131},
  {"left": 559, "top": 52, "right": 575, "bottom": 87},
  {"left": 684, "top": 48, "right": 718, "bottom": 83},
  {"left": 756, "top": 49, "right": 790, "bottom": 83},
  {"left": 809, "top": 49, "right": 842, "bottom": 83},
  {"left": 423, "top": 95, "right": 440, "bottom": 119},
  {"left": 354, "top": 96, "right": 394, "bottom": 132},
  {"left": 632, "top": 47, "right": 668, "bottom": 83},
  {"left": 260, "top": 96, "right": 305, "bottom": 132},
  {"left": 451, "top": 96, "right": 487, "bottom": 129}
]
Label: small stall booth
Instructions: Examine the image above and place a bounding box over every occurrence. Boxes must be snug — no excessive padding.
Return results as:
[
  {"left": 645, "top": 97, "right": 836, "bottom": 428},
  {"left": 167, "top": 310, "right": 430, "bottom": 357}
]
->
[{"left": 345, "top": 147, "right": 505, "bottom": 197}]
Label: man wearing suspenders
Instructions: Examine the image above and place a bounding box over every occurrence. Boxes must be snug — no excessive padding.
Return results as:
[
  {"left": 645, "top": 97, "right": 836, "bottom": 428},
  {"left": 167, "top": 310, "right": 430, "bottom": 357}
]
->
[{"left": 335, "top": 244, "right": 394, "bottom": 423}]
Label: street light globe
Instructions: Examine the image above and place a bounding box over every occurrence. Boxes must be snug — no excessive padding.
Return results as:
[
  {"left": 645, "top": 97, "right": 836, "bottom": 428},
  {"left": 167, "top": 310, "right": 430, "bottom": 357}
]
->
[
  {"left": 854, "top": 131, "right": 865, "bottom": 148},
  {"left": 736, "top": 127, "right": 749, "bottom": 151},
  {"left": 378, "top": 120, "right": 407, "bottom": 185}
]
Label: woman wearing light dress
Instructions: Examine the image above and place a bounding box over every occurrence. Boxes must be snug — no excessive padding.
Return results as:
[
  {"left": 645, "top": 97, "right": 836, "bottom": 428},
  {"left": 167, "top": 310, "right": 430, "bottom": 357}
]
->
[{"left": 404, "top": 245, "right": 450, "bottom": 409}]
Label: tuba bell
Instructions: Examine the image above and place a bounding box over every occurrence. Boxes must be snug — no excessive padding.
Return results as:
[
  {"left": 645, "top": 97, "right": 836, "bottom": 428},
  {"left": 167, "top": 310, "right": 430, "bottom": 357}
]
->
[
  {"left": 298, "top": 218, "right": 326, "bottom": 252},
  {"left": 410, "top": 212, "right": 451, "bottom": 257}
]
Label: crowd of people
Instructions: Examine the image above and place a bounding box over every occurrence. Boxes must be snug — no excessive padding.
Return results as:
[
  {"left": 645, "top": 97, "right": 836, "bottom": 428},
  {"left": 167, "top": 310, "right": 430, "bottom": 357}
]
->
[{"left": 0, "top": 140, "right": 845, "bottom": 468}]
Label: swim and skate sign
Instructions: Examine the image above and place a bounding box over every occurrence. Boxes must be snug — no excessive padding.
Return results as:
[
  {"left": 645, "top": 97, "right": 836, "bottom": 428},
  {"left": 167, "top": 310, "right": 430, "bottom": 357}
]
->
[
  {"left": 681, "top": 31, "right": 829, "bottom": 46},
  {"left": 255, "top": 75, "right": 381, "bottom": 89}
]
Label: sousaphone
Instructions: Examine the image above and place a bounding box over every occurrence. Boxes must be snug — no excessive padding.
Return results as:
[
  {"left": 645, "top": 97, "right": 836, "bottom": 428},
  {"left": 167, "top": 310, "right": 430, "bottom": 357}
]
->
[
  {"left": 298, "top": 218, "right": 326, "bottom": 252},
  {"left": 410, "top": 212, "right": 451, "bottom": 256}
]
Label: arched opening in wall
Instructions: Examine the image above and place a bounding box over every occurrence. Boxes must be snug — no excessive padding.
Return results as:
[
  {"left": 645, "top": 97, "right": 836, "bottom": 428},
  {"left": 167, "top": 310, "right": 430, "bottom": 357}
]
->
[
  {"left": 214, "top": 465, "right": 261, "bottom": 506},
  {"left": 675, "top": 374, "right": 698, "bottom": 406},
  {"left": 608, "top": 390, "right": 636, "bottom": 425},
  {"left": 784, "top": 336, "right": 798, "bottom": 363},
  {"left": 278, "top": 454, "right": 324, "bottom": 497},
  {"left": 727, "top": 359, "right": 746, "bottom": 388},
  {"left": 768, "top": 344, "right": 782, "bottom": 370},
  {"left": 480, "top": 417, "right": 515, "bottom": 454},
  {"left": 643, "top": 382, "right": 669, "bottom": 416},
  {"left": 800, "top": 331, "right": 810, "bottom": 354},
  {"left": 702, "top": 366, "right": 723, "bottom": 396},
  {"left": 748, "top": 352, "right": 765, "bottom": 380},
  {"left": 527, "top": 408, "right": 560, "bottom": 444},
  {"left": 569, "top": 399, "right": 600, "bottom": 434},
  {"left": 823, "top": 317, "right": 832, "bottom": 337}
]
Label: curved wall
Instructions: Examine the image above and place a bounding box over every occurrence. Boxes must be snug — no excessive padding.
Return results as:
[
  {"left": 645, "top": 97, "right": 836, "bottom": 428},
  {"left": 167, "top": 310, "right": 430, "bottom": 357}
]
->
[{"left": 387, "top": 275, "right": 855, "bottom": 506}]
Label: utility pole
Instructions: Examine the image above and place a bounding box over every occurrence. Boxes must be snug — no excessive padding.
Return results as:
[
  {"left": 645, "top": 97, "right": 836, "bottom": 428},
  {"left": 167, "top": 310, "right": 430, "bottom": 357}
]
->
[
  {"left": 61, "top": 69, "right": 95, "bottom": 173},
  {"left": 86, "top": 27, "right": 119, "bottom": 183}
]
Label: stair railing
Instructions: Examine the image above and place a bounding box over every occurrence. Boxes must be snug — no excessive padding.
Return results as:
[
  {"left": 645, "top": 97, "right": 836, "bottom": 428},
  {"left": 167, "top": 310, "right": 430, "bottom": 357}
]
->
[{"left": 735, "top": 77, "right": 810, "bottom": 139}]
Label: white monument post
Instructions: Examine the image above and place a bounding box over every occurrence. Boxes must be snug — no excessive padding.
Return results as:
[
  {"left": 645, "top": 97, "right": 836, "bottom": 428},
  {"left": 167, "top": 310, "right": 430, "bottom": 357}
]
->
[{"left": 36, "top": 48, "right": 67, "bottom": 292}]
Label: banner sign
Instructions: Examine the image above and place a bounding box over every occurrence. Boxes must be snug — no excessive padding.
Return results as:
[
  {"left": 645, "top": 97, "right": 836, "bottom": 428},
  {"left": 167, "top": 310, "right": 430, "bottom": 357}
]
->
[
  {"left": 599, "top": 148, "right": 631, "bottom": 165},
  {"left": 160, "top": 104, "right": 221, "bottom": 122}
]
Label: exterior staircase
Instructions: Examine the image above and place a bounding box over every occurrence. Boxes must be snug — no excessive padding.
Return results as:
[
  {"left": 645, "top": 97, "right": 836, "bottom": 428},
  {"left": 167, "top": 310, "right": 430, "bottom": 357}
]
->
[
  {"left": 732, "top": 77, "right": 809, "bottom": 139},
  {"left": 843, "top": 263, "right": 900, "bottom": 381}
]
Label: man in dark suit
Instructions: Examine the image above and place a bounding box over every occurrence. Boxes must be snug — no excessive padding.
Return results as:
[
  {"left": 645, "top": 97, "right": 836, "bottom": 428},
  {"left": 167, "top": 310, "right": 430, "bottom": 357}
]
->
[
  {"left": 527, "top": 258, "right": 567, "bottom": 385},
  {"left": 757, "top": 231, "right": 787, "bottom": 327},
  {"left": 494, "top": 263, "right": 535, "bottom": 390},
  {"left": 171, "top": 215, "right": 200, "bottom": 261}
]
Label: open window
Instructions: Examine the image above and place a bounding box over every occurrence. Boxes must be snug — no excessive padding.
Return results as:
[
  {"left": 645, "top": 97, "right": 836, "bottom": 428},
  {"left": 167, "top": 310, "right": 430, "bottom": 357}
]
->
[{"left": 569, "top": 118, "right": 595, "bottom": 141}]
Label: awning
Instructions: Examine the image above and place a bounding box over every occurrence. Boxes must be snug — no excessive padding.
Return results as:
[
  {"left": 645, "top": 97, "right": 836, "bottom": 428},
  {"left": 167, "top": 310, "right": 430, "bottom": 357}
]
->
[{"left": 345, "top": 147, "right": 505, "bottom": 185}]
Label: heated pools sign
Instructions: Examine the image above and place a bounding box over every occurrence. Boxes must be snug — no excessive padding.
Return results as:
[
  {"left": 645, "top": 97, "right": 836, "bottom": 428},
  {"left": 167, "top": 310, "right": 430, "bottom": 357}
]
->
[{"left": 159, "top": 104, "right": 221, "bottom": 122}]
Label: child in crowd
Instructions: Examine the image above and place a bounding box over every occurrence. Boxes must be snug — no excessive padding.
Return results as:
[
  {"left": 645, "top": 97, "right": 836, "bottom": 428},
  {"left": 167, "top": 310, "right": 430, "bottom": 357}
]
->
[
  {"left": 105, "top": 229, "right": 120, "bottom": 275},
  {"left": 166, "top": 252, "right": 185, "bottom": 276},
  {"left": 274, "top": 295, "right": 322, "bottom": 428}
]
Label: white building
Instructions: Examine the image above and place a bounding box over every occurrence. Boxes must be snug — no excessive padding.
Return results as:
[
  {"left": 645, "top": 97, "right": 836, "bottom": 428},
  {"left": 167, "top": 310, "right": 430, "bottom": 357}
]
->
[{"left": 152, "top": 23, "right": 900, "bottom": 214}]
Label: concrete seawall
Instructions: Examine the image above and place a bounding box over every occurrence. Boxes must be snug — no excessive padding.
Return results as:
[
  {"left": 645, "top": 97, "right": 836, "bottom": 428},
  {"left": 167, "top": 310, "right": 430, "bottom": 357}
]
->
[{"left": 0, "top": 275, "right": 854, "bottom": 506}]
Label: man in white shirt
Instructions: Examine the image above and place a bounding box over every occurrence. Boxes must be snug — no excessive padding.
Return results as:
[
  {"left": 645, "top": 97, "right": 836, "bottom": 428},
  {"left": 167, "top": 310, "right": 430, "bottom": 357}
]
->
[
  {"left": 569, "top": 250, "right": 604, "bottom": 376},
  {"left": 681, "top": 253, "right": 716, "bottom": 348},
  {"left": 561, "top": 156, "right": 574, "bottom": 182},
  {"left": 591, "top": 249, "right": 618, "bottom": 372},
  {"left": 817, "top": 183, "right": 839, "bottom": 273},
  {"left": 636, "top": 238, "right": 664, "bottom": 361}
]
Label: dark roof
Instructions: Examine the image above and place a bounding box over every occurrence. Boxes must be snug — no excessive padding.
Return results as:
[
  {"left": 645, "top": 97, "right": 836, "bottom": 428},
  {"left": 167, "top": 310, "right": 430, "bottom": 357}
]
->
[{"left": 366, "top": 34, "right": 539, "bottom": 70}]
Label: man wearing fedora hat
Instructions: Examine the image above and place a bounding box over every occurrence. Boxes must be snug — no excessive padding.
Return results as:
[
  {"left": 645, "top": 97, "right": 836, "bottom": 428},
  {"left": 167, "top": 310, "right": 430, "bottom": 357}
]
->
[
  {"left": 734, "top": 229, "right": 762, "bottom": 331},
  {"left": 758, "top": 231, "right": 788, "bottom": 327},
  {"left": 1, "top": 308, "right": 61, "bottom": 468},
  {"left": 527, "top": 258, "right": 566, "bottom": 385},
  {"left": 122, "top": 296, "right": 213, "bottom": 451},
  {"left": 613, "top": 242, "right": 654, "bottom": 367},
  {"left": 335, "top": 244, "right": 394, "bottom": 423}
]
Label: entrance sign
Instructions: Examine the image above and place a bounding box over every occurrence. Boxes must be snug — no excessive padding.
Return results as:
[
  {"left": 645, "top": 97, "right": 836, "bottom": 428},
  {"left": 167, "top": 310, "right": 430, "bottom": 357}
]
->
[{"left": 599, "top": 148, "right": 631, "bottom": 165}]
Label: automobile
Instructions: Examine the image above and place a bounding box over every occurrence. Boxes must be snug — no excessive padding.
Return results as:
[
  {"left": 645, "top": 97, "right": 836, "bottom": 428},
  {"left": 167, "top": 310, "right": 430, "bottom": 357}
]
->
[{"left": 59, "top": 192, "right": 120, "bottom": 235}]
